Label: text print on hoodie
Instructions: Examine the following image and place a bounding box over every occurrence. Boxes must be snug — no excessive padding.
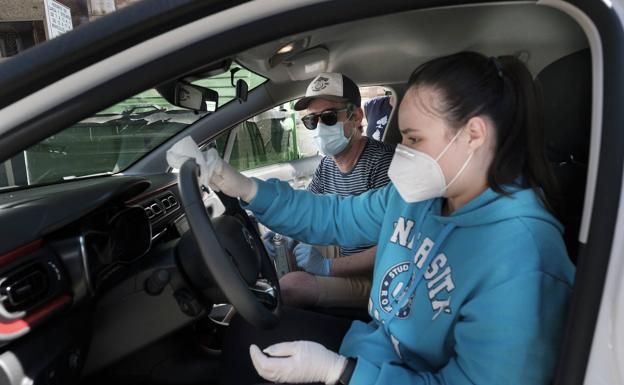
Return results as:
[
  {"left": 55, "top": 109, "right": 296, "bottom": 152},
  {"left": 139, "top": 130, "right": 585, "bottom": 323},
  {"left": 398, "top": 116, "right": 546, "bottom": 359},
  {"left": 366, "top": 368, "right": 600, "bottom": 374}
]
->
[{"left": 243, "top": 179, "right": 575, "bottom": 385}]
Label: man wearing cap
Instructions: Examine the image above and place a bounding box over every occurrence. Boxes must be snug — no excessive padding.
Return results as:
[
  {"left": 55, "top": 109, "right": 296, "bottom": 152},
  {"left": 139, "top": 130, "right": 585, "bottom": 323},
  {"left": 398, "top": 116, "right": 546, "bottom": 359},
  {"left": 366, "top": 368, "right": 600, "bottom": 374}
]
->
[{"left": 267, "top": 72, "right": 394, "bottom": 309}]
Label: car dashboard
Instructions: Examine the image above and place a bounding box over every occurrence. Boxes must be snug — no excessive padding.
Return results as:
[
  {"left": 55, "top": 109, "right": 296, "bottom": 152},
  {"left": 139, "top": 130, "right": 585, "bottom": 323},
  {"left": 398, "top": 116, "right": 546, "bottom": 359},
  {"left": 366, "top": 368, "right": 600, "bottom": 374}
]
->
[{"left": 0, "top": 173, "right": 217, "bottom": 384}]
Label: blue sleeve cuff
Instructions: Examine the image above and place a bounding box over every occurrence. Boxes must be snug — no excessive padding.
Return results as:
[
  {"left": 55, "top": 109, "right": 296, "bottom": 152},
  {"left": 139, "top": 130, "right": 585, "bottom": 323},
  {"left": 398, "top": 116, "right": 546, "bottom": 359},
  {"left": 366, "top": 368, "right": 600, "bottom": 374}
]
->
[
  {"left": 349, "top": 356, "right": 380, "bottom": 385},
  {"left": 241, "top": 178, "right": 278, "bottom": 214}
]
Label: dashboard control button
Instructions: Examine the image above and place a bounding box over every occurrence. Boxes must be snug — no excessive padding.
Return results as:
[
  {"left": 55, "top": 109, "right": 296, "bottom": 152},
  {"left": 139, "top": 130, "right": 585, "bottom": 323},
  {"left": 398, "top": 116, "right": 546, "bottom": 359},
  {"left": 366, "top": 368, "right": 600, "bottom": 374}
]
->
[
  {"left": 174, "top": 289, "right": 203, "bottom": 317},
  {"left": 144, "top": 269, "right": 171, "bottom": 295}
]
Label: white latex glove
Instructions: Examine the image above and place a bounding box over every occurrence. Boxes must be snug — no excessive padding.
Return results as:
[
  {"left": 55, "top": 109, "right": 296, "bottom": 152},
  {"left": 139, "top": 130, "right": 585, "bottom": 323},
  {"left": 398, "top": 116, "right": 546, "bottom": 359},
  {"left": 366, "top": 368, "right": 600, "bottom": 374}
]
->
[
  {"left": 208, "top": 154, "right": 258, "bottom": 202},
  {"left": 166, "top": 136, "right": 257, "bottom": 202},
  {"left": 250, "top": 341, "right": 347, "bottom": 385},
  {"left": 166, "top": 136, "right": 213, "bottom": 188}
]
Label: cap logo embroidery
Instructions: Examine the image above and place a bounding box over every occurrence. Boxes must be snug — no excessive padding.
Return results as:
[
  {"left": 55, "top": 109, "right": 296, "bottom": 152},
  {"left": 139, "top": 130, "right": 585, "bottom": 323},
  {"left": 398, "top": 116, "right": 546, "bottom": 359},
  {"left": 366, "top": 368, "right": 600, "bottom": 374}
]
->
[{"left": 311, "top": 77, "right": 330, "bottom": 92}]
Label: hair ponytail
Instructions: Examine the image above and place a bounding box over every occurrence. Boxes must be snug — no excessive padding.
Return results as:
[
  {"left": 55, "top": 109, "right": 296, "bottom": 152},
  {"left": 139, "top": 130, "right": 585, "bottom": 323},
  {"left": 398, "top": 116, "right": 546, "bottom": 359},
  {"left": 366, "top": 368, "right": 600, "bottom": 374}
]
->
[
  {"left": 407, "top": 52, "right": 560, "bottom": 216},
  {"left": 496, "top": 56, "right": 561, "bottom": 215}
]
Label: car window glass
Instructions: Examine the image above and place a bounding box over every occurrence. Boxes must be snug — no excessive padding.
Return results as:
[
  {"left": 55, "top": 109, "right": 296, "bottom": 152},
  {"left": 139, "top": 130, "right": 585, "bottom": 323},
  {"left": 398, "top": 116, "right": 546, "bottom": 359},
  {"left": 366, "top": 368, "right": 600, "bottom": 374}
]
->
[
  {"left": 216, "top": 86, "right": 394, "bottom": 173},
  {"left": 215, "top": 102, "right": 318, "bottom": 171},
  {"left": 0, "top": 63, "right": 266, "bottom": 189}
]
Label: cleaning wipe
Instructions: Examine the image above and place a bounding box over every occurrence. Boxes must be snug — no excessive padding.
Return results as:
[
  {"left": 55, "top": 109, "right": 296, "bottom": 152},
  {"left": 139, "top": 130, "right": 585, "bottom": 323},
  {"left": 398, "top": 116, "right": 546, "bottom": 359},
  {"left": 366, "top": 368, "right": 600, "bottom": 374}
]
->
[
  {"left": 166, "top": 136, "right": 219, "bottom": 190},
  {"left": 166, "top": 136, "right": 226, "bottom": 218}
]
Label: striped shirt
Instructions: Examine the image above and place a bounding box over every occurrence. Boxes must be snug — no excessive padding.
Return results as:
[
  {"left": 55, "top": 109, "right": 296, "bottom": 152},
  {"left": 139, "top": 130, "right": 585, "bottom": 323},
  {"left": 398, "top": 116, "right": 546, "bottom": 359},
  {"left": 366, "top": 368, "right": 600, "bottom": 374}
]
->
[{"left": 308, "top": 137, "right": 395, "bottom": 256}]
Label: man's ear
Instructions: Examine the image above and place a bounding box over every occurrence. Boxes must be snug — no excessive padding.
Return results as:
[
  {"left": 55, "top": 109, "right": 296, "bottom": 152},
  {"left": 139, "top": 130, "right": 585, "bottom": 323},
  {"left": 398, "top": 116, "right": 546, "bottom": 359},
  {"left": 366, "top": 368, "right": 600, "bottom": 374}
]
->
[
  {"left": 465, "top": 116, "right": 488, "bottom": 150},
  {"left": 351, "top": 107, "right": 364, "bottom": 124}
]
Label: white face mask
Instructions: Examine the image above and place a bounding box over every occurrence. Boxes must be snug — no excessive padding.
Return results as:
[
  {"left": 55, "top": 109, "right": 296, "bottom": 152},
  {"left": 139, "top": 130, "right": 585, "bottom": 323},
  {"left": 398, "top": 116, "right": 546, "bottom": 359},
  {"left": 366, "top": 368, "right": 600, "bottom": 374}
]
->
[
  {"left": 388, "top": 129, "right": 473, "bottom": 203},
  {"left": 313, "top": 122, "right": 352, "bottom": 156}
]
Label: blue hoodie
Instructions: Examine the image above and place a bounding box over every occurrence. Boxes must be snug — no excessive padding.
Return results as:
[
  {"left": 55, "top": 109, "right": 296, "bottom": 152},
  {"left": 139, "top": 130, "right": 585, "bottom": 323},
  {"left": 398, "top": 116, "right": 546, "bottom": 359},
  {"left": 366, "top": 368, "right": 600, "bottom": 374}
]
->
[{"left": 244, "top": 179, "right": 575, "bottom": 385}]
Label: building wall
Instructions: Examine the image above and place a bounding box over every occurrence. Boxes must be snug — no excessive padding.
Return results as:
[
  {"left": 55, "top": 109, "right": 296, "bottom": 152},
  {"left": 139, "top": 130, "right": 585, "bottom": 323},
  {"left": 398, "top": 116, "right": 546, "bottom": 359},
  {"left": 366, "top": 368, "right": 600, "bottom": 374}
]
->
[
  {"left": 0, "top": 0, "right": 45, "bottom": 21},
  {"left": 0, "top": 0, "right": 143, "bottom": 59},
  {"left": 0, "top": 0, "right": 143, "bottom": 24}
]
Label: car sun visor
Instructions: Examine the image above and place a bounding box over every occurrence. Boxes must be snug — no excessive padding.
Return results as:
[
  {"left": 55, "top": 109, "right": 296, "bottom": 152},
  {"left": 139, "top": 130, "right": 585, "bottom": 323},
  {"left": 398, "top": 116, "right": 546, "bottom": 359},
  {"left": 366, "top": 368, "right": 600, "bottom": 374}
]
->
[{"left": 283, "top": 47, "right": 329, "bottom": 81}]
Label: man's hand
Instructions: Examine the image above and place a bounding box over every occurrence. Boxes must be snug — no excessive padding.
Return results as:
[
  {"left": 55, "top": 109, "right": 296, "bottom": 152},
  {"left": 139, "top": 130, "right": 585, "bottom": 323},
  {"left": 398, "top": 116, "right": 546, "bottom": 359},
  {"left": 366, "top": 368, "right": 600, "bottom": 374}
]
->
[
  {"left": 293, "top": 243, "right": 332, "bottom": 276},
  {"left": 262, "top": 231, "right": 296, "bottom": 258},
  {"left": 249, "top": 341, "right": 347, "bottom": 385}
]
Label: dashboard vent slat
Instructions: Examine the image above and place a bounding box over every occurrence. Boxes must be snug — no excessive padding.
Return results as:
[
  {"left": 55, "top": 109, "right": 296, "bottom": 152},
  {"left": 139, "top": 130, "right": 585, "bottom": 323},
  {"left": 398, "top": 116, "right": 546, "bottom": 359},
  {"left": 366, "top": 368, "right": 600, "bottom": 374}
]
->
[
  {"left": 140, "top": 192, "right": 180, "bottom": 224},
  {"left": 0, "top": 263, "right": 49, "bottom": 313}
]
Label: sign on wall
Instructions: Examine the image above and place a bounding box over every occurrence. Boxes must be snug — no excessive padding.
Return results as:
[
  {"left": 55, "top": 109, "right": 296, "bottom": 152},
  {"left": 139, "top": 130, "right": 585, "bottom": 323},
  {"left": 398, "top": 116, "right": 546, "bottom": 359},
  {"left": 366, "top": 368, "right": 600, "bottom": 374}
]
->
[
  {"left": 89, "top": 0, "right": 116, "bottom": 16},
  {"left": 44, "top": 0, "right": 73, "bottom": 39}
]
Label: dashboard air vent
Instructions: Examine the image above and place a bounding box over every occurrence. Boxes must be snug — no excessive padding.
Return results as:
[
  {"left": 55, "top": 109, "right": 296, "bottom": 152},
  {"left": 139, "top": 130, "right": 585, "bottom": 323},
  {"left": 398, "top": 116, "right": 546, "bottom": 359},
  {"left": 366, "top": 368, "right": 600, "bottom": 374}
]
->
[
  {"left": 141, "top": 192, "right": 179, "bottom": 223},
  {"left": 0, "top": 263, "right": 49, "bottom": 313}
]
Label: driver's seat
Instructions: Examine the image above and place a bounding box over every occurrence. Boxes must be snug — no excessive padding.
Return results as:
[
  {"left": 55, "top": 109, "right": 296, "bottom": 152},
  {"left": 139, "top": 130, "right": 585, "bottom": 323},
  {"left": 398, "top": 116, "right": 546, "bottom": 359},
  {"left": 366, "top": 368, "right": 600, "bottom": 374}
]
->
[{"left": 536, "top": 48, "right": 592, "bottom": 264}]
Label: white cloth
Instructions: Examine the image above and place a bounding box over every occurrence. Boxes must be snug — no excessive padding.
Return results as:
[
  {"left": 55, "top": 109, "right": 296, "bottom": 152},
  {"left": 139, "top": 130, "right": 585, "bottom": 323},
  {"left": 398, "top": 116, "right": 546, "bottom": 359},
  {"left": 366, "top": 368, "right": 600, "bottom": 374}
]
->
[
  {"left": 249, "top": 341, "right": 347, "bottom": 385},
  {"left": 166, "top": 136, "right": 257, "bottom": 201}
]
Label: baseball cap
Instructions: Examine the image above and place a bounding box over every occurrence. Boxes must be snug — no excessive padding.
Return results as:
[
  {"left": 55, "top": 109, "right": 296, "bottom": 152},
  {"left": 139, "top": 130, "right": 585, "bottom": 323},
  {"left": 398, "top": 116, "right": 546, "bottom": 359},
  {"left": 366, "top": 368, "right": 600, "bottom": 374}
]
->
[{"left": 294, "top": 72, "right": 361, "bottom": 111}]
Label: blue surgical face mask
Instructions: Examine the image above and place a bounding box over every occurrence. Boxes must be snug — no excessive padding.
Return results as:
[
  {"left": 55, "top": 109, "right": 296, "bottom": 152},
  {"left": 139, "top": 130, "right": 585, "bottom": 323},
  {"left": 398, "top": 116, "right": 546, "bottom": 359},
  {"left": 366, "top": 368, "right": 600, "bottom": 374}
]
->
[{"left": 313, "top": 122, "right": 352, "bottom": 156}]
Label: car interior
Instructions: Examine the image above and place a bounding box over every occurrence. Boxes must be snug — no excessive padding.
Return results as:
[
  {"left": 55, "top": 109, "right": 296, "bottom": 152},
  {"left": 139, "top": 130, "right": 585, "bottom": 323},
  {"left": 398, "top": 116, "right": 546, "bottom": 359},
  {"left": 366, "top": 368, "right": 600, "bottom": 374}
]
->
[{"left": 0, "top": 1, "right": 615, "bottom": 385}]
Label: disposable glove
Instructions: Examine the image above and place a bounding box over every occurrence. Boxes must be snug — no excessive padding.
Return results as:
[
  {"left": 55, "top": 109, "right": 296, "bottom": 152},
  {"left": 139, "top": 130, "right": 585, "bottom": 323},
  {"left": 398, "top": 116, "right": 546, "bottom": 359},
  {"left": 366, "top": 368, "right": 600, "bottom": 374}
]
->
[
  {"left": 206, "top": 150, "right": 257, "bottom": 202},
  {"left": 166, "top": 136, "right": 257, "bottom": 202},
  {"left": 294, "top": 243, "right": 332, "bottom": 276},
  {"left": 262, "top": 231, "right": 297, "bottom": 258},
  {"left": 249, "top": 341, "right": 347, "bottom": 385}
]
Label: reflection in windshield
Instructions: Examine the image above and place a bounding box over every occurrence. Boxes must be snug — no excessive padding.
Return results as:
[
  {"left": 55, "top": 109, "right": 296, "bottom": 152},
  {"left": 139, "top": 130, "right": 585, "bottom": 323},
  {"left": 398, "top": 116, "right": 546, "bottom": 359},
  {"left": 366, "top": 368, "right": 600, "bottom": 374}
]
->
[
  {"left": 0, "top": 63, "right": 267, "bottom": 189},
  {"left": 24, "top": 109, "right": 202, "bottom": 184}
]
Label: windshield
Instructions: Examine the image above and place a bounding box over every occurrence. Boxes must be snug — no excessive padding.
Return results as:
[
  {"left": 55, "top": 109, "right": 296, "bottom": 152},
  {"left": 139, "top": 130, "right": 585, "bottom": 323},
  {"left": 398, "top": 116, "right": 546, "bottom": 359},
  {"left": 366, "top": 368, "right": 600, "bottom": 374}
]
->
[{"left": 0, "top": 64, "right": 266, "bottom": 189}]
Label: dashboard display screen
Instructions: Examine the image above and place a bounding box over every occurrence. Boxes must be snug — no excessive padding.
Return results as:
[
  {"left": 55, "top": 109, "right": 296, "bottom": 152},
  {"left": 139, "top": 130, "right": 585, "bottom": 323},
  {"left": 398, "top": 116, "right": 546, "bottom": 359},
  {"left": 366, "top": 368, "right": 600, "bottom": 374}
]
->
[{"left": 84, "top": 206, "right": 151, "bottom": 289}]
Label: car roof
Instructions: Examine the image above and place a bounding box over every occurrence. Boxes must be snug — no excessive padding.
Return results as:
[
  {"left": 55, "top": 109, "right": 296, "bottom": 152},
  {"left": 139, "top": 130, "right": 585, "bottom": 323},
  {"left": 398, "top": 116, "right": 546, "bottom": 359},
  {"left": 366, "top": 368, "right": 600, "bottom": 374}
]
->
[
  {"left": 238, "top": 3, "right": 588, "bottom": 86},
  {"left": 0, "top": 0, "right": 596, "bottom": 166}
]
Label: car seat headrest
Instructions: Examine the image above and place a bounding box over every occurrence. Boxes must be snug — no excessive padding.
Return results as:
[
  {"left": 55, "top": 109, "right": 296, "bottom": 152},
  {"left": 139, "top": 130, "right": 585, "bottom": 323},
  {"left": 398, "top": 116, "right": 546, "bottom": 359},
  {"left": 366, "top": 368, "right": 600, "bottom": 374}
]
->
[{"left": 536, "top": 49, "right": 592, "bottom": 165}]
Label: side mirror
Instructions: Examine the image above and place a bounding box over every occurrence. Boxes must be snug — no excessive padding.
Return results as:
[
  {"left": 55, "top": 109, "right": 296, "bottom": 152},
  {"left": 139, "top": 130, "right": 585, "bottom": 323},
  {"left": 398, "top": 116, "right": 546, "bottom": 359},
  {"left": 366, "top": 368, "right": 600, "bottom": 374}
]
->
[{"left": 175, "top": 82, "right": 219, "bottom": 112}]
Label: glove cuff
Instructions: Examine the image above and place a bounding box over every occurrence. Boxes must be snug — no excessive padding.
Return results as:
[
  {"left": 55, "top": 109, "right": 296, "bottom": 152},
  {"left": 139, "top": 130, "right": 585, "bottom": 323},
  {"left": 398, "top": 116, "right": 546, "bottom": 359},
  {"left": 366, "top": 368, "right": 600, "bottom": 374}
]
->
[
  {"left": 325, "top": 354, "right": 348, "bottom": 385},
  {"left": 337, "top": 358, "right": 357, "bottom": 385},
  {"left": 240, "top": 177, "right": 258, "bottom": 203}
]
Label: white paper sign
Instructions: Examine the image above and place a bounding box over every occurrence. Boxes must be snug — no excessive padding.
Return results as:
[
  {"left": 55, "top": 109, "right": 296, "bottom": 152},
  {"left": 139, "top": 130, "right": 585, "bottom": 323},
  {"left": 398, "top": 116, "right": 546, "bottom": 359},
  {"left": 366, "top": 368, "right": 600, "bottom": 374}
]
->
[
  {"left": 89, "top": 0, "right": 117, "bottom": 16},
  {"left": 44, "top": 0, "right": 73, "bottom": 39}
]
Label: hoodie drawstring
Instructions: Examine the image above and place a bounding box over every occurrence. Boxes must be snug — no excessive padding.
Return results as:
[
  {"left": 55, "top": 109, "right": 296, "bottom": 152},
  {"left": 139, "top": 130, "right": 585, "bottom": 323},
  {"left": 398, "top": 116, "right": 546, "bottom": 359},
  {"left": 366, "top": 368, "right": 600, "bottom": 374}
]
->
[{"left": 380, "top": 218, "right": 457, "bottom": 335}]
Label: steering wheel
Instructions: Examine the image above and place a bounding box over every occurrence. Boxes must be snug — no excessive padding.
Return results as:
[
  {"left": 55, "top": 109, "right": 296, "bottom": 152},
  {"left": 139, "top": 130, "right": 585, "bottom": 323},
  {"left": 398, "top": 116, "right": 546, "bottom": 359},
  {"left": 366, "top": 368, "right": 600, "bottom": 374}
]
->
[{"left": 177, "top": 158, "right": 281, "bottom": 329}]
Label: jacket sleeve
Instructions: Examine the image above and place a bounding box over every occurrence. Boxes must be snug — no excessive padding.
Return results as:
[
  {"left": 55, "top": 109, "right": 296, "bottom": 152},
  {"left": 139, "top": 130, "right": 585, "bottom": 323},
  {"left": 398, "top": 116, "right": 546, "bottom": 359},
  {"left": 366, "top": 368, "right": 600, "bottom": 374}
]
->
[
  {"left": 243, "top": 178, "right": 390, "bottom": 248},
  {"left": 349, "top": 272, "right": 572, "bottom": 385}
]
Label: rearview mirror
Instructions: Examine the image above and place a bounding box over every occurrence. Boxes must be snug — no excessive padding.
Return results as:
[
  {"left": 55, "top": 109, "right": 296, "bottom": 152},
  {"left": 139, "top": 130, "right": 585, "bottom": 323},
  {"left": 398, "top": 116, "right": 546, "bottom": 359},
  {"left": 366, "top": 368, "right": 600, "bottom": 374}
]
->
[
  {"left": 175, "top": 82, "right": 219, "bottom": 112},
  {"left": 235, "top": 79, "right": 248, "bottom": 103}
]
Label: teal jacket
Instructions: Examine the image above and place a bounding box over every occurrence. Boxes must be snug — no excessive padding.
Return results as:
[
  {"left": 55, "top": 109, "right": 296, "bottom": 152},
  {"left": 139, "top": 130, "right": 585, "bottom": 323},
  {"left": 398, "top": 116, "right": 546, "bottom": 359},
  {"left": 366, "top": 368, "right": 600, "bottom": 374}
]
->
[{"left": 244, "top": 179, "right": 575, "bottom": 385}]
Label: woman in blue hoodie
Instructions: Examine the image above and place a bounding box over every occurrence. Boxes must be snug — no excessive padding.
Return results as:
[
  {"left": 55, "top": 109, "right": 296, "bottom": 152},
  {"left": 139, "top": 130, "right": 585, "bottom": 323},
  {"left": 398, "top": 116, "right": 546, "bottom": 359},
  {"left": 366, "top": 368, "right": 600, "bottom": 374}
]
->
[{"left": 207, "top": 52, "right": 575, "bottom": 385}]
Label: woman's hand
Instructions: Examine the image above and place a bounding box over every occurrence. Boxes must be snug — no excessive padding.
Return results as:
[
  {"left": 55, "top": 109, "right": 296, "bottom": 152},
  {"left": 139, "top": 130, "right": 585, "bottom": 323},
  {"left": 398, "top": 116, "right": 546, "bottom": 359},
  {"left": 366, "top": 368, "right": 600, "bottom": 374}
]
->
[
  {"left": 203, "top": 148, "right": 257, "bottom": 202},
  {"left": 166, "top": 137, "right": 257, "bottom": 202},
  {"left": 249, "top": 341, "right": 347, "bottom": 385}
]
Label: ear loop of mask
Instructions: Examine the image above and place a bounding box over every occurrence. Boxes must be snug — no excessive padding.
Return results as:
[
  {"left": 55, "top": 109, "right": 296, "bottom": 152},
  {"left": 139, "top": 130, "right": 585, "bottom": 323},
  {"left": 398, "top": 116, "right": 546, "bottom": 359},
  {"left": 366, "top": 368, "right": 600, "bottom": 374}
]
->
[
  {"left": 435, "top": 128, "right": 474, "bottom": 191},
  {"left": 343, "top": 105, "right": 357, "bottom": 140},
  {"left": 434, "top": 128, "right": 464, "bottom": 162},
  {"left": 445, "top": 151, "right": 473, "bottom": 190}
]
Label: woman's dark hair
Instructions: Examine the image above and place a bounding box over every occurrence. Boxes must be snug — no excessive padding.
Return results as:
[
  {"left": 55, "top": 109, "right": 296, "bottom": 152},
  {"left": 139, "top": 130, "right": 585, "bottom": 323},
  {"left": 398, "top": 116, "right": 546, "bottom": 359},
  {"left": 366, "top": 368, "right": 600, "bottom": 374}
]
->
[{"left": 407, "top": 51, "right": 560, "bottom": 216}]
